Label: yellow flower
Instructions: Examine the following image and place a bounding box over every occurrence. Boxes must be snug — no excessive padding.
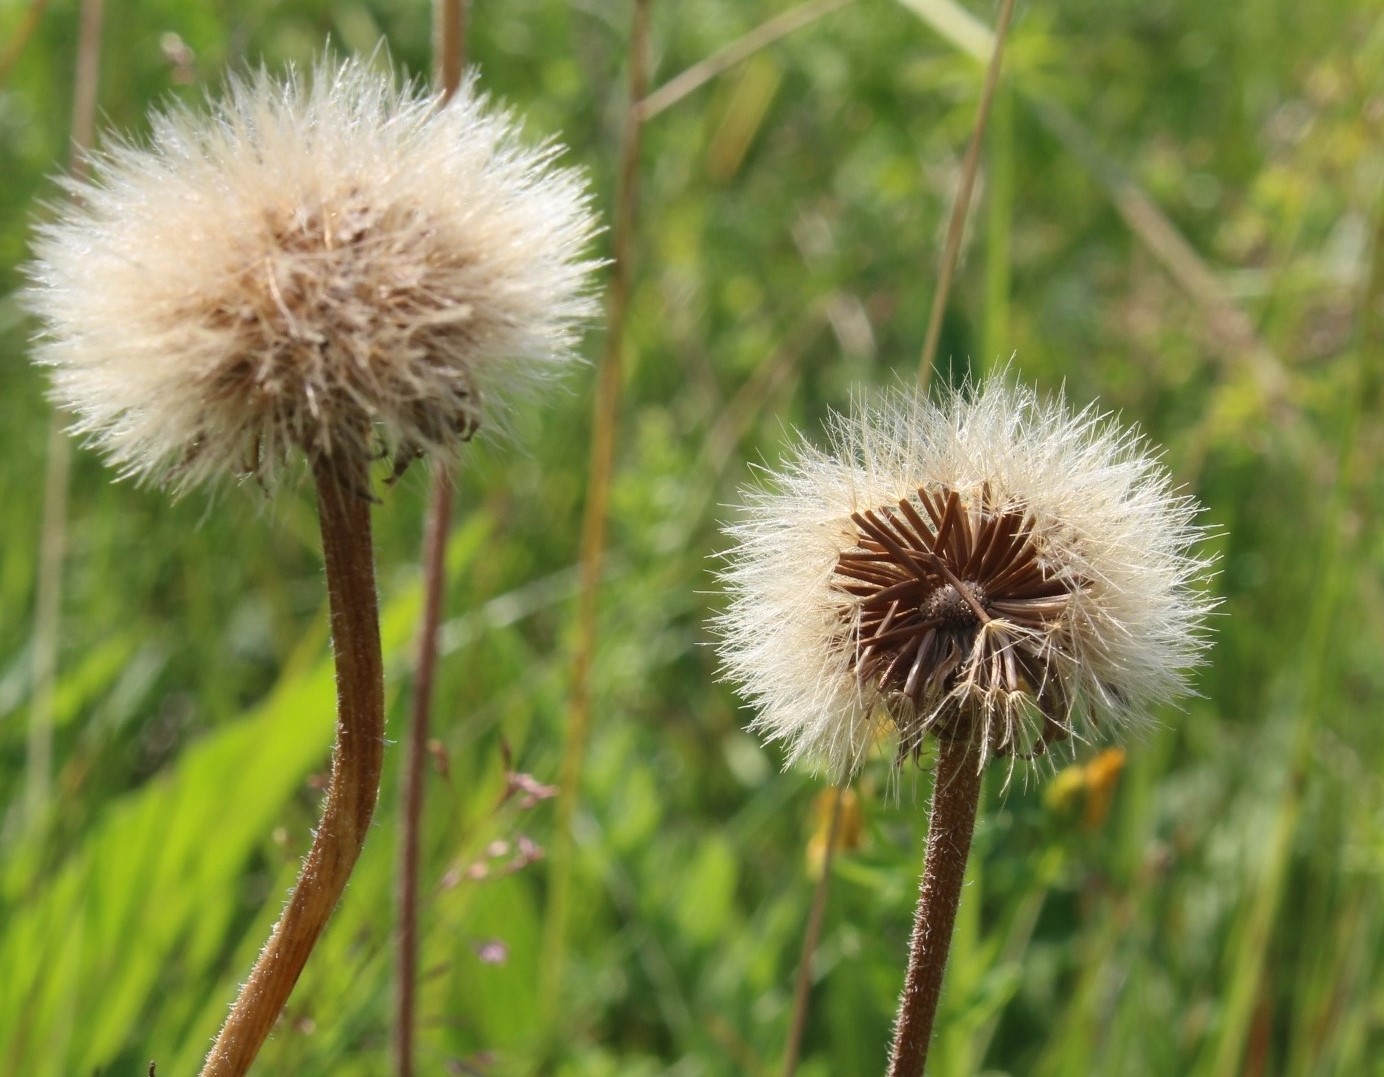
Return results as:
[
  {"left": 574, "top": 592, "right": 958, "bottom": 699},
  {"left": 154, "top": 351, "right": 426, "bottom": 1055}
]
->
[
  {"left": 806, "top": 787, "right": 864, "bottom": 878},
  {"left": 1045, "top": 747, "right": 1127, "bottom": 830}
]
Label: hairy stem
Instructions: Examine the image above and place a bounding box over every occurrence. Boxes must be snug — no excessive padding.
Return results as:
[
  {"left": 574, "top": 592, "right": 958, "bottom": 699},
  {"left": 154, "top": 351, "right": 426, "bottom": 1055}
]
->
[
  {"left": 199, "top": 459, "right": 384, "bottom": 1077},
  {"left": 887, "top": 734, "right": 984, "bottom": 1077}
]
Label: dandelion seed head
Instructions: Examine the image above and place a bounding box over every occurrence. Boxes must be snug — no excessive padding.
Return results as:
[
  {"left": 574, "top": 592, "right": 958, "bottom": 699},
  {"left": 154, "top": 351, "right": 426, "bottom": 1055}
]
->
[
  {"left": 24, "top": 56, "right": 601, "bottom": 491},
  {"left": 715, "top": 376, "right": 1217, "bottom": 781}
]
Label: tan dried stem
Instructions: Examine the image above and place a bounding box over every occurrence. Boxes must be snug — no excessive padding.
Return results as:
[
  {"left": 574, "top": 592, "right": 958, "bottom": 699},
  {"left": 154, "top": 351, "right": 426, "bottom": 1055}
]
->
[
  {"left": 918, "top": 0, "right": 1017, "bottom": 390},
  {"left": 199, "top": 457, "right": 384, "bottom": 1077},
  {"left": 395, "top": 464, "right": 452, "bottom": 1077},
  {"left": 887, "top": 733, "right": 984, "bottom": 1077},
  {"left": 28, "top": 0, "right": 105, "bottom": 826},
  {"left": 433, "top": 0, "right": 467, "bottom": 101},
  {"left": 394, "top": 6, "right": 469, "bottom": 1075},
  {"left": 541, "top": 0, "right": 652, "bottom": 1020},
  {"left": 635, "top": 0, "right": 854, "bottom": 122}
]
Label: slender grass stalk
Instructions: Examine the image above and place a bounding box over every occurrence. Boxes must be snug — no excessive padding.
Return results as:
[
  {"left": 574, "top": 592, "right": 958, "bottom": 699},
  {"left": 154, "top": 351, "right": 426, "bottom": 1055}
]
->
[
  {"left": 887, "top": 735, "right": 984, "bottom": 1077},
  {"left": 981, "top": 79, "right": 1013, "bottom": 372},
  {"left": 636, "top": 0, "right": 855, "bottom": 122},
  {"left": 394, "top": 6, "right": 469, "bottom": 1075},
  {"left": 540, "top": 0, "right": 651, "bottom": 1023},
  {"left": 898, "top": 0, "right": 1286, "bottom": 408},
  {"left": 26, "top": 0, "right": 104, "bottom": 826},
  {"left": 782, "top": 786, "right": 847, "bottom": 1077},
  {"left": 918, "top": 0, "right": 1017, "bottom": 390},
  {"left": 27, "top": 421, "right": 68, "bottom": 821},
  {"left": 396, "top": 465, "right": 453, "bottom": 1077},
  {"left": 200, "top": 459, "right": 385, "bottom": 1077}
]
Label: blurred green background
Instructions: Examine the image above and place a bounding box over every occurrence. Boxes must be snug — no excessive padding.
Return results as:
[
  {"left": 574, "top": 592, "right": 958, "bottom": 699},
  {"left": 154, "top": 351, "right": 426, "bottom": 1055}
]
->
[{"left": 1, "top": 0, "right": 1381, "bottom": 1073}]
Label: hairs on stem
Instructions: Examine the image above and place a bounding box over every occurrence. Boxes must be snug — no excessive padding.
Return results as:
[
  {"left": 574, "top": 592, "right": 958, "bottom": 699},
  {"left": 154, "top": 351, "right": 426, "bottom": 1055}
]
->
[
  {"left": 199, "top": 459, "right": 384, "bottom": 1077},
  {"left": 887, "top": 735, "right": 984, "bottom": 1077}
]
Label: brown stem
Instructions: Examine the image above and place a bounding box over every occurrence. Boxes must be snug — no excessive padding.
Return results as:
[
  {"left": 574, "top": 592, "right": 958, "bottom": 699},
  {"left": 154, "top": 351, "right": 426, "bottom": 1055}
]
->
[
  {"left": 433, "top": 0, "right": 466, "bottom": 102},
  {"left": 395, "top": 465, "right": 452, "bottom": 1077},
  {"left": 887, "top": 734, "right": 984, "bottom": 1077},
  {"left": 782, "top": 786, "right": 847, "bottom": 1077},
  {"left": 395, "top": 7, "right": 469, "bottom": 1074},
  {"left": 199, "top": 459, "right": 384, "bottom": 1077}
]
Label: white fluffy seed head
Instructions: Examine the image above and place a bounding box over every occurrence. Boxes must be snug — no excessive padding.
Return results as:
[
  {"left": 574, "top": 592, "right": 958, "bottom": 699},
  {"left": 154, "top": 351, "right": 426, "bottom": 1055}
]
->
[
  {"left": 24, "top": 56, "right": 601, "bottom": 492},
  {"left": 714, "top": 376, "right": 1217, "bottom": 781}
]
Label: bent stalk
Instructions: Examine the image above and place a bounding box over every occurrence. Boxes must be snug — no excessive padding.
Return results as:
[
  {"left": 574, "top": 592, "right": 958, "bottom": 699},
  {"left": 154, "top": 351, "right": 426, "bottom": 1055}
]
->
[{"left": 200, "top": 458, "right": 384, "bottom": 1077}]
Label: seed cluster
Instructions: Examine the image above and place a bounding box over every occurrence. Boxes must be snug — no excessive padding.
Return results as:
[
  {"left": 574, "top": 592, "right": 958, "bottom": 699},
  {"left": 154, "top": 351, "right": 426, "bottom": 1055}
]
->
[
  {"left": 191, "top": 194, "right": 484, "bottom": 484},
  {"left": 833, "top": 484, "right": 1083, "bottom": 758},
  {"left": 24, "top": 59, "right": 599, "bottom": 493},
  {"left": 716, "top": 378, "right": 1214, "bottom": 779}
]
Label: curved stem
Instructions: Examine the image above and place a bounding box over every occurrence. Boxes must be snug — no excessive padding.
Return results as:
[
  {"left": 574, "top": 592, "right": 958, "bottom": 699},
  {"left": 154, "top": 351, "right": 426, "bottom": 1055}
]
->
[
  {"left": 887, "top": 734, "right": 984, "bottom": 1077},
  {"left": 199, "top": 459, "right": 384, "bottom": 1077}
]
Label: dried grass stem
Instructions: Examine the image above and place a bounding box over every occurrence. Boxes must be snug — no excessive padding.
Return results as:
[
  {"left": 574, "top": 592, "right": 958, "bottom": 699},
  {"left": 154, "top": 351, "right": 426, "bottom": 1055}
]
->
[{"left": 395, "top": 6, "right": 470, "bottom": 1073}]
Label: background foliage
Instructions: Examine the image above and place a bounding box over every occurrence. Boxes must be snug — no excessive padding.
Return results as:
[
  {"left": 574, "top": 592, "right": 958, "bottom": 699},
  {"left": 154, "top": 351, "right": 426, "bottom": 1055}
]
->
[{"left": 2, "top": 0, "right": 1382, "bottom": 1073}]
